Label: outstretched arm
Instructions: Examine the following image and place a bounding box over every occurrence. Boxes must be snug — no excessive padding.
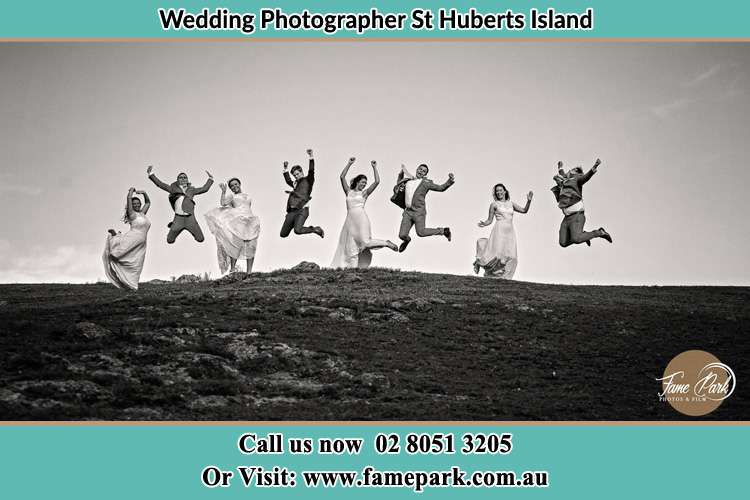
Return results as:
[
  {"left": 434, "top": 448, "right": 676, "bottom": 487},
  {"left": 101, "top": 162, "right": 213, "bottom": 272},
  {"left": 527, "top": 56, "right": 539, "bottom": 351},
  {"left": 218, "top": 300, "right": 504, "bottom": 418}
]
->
[
  {"left": 146, "top": 165, "right": 171, "bottom": 192},
  {"left": 428, "top": 173, "right": 455, "bottom": 192},
  {"left": 513, "top": 191, "right": 533, "bottom": 214},
  {"left": 339, "top": 157, "right": 355, "bottom": 194},
  {"left": 478, "top": 203, "right": 495, "bottom": 227},
  {"left": 364, "top": 161, "right": 380, "bottom": 197},
  {"left": 579, "top": 158, "right": 601, "bottom": 186},
  {"left": 135, "top": 190, "right": 151, "bottom": 214},
  {"left": 192, "top": 171, "right": 214, "bottom": 195}
]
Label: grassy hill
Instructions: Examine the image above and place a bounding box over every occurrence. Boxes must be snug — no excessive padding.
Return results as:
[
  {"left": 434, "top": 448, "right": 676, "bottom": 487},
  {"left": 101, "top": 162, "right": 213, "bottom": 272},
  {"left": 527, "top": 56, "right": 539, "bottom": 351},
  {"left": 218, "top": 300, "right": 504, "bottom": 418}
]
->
[{"left": 0, "top": 268, "right": 747, "bottom": 420}]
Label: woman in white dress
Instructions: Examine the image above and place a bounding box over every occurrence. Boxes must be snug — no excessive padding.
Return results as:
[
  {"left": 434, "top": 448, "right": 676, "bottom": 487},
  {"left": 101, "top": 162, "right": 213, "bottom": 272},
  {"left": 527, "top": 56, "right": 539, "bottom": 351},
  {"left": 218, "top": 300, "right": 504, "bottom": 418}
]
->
[
  {"left": 103, "top": 187, "right": 151, "bottom": 290},
  {"left": 331, "top": 158, "right": 398, "bottom": 269},
  {"left": 474, "top": 183, "right": 533, "bottom": 279},
  {"left": 204, "top": 178, "right": 261, "bottom": 274}
]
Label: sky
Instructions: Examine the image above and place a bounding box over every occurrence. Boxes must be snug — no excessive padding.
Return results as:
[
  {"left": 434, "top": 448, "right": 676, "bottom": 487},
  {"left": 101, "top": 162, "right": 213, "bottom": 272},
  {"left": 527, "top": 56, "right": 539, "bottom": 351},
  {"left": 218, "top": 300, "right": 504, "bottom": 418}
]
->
[{"left": 0, "top": 42, "right": 748, "bottom": 285}]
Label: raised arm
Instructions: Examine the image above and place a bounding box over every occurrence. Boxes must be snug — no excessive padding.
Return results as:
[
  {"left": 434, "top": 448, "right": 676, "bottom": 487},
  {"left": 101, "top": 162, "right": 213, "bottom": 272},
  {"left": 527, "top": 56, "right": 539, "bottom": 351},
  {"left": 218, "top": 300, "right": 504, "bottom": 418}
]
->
[
  {"left": 282, "top": 161, "right": 294, "bottom": 187},
  {"left": 218, "top": 183, "right": 233, "bottom": 206},
  {"left": 478, "top": 203, "right": 496, "bottom": 227},
  {"left": 126, "top": 187, "right": 136, "bottom": 220},
  {"left": 400, "top": 164, "right": 415, "bottom": 181},
  {"left": 557, "top": 160, "right": 565, "bottom": 177},
  {"left": 513, "top": 191, "right": 533, "bottom": 214},
  {"left": 135, "top": 189, "right": 151, "bottom": 214},
  {"left": 307, "top": 149, "right": 315, "bottom": 187},
  {"left": 578, "top": 158, "right": 601, "bottom": 186},
  {"left": 339, "top": 157, "right": 355, "bottom": 194},
  {"left": 146, "top": 165, "right": 171, "bottom": 192},
  {"left": 192, "top": 170, "right": 214, "bottom": 195},
  {"left": 364, "top": 160, "right": 380, "bottom": 197},
  {"left": 428, "top": 173, "right": 455, "bottom": 192}
]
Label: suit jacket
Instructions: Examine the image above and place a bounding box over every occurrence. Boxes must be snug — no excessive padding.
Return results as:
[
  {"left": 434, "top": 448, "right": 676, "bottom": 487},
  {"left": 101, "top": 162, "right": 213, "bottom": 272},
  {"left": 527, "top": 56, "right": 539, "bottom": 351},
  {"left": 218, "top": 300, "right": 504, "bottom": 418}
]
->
[
  {"left": 148, "top": 174, "right": 213, "bottom": 216},
  {"left": 551, "top": 169, "right": 595, "bottom": 209},
  {"left": 405, "top": 177, "right": 454, "bottom": 212},
  {"left": 284, "top": 158, "right": 315, "bottom": 212},
  {"left": 390, "top": 171, "right": 409, "bottom": 209}
]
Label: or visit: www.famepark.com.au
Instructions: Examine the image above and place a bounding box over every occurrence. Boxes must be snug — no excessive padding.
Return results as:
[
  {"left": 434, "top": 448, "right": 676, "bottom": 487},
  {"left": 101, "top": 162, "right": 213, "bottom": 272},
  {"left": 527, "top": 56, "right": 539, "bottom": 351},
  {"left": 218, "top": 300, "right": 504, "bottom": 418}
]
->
[{"left": 232, "top": 465, "right": 549, "bottom": 492}]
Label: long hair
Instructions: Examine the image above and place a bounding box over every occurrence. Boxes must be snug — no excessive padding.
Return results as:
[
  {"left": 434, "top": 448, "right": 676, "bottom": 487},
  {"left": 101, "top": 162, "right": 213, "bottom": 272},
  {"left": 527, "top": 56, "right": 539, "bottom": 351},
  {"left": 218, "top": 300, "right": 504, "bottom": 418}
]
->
[
  {"left": 122, "top": 196, "right": 141, "bottom": 224},
  {"left": 350, "top": 174, "right": 367, "bottom": 190},
  {"left": 492, "top": 183, "right": 510, "bottom": 201}
]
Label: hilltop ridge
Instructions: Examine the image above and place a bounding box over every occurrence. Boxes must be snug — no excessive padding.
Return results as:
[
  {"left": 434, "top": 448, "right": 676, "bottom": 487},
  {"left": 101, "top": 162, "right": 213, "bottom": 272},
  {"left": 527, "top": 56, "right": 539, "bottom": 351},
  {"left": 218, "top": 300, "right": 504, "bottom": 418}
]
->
[{"left": 0, "top": 268, "right": 747, "bottom": 420}]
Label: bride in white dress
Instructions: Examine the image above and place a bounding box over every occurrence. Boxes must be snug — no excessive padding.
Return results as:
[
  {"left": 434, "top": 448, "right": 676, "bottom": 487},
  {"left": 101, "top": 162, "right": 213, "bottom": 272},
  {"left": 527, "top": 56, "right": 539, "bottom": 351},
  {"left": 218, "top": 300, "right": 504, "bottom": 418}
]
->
[
  {"left": 331, "top": 158, "right": 398, "bottom": 269},
  {"left": 474, "top": 183, "right": 532, "bottom": 279},
  {"left": 204, "top": 178, "right": 261, "bottom": 274},
  {"left": 103, "top": 187, "right": 151, "bottom": 290}
]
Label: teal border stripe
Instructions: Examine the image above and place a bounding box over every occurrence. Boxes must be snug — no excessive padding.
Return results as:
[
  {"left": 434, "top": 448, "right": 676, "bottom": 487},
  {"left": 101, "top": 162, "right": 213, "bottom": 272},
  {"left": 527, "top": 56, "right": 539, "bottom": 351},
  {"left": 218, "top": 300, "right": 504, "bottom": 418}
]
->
[
  {"left": 1, "top": 425, "right": 747, "bottom": 498},
  {"left": 0, "top": 1, "right": 749, "bottom": 39}
]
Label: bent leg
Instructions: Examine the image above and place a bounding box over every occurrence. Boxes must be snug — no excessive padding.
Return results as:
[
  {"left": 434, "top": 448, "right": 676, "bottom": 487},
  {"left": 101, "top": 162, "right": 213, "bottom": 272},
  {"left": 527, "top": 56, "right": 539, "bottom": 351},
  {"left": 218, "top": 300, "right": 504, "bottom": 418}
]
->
[
  {"left": 413, "top": 211, "right": 443, "bottom": 237},
  {"left": 279, "top": 211, "right": 297, "bottom": 238},
  {"left": 558, "top": 218, "right": 572, "bottom": 248},
  {"left": 569, "top": 212, "right": 600, "bottom": 245},
  {"left": 399, "top": 211, "right": 414, "bottom": 241},
  {"left": 363, "top": 239, "right": 392, "bottom": 250},
  {"left": 293, "top": 207, "right": 317, "bottom": 235},
  {"left": 167, "top": 217, "right": 186, "bottom": 244},
  {"left": 184, "top": 215, "right": 205, "bottom": 242}
]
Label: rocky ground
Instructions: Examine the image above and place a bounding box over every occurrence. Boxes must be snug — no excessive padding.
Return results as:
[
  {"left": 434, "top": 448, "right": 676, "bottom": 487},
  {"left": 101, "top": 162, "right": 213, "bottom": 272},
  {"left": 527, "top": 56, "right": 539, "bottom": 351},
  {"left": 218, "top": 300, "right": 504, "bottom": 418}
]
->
[{"left": 0, "top": 267, "right": 747, "bottom": 420}]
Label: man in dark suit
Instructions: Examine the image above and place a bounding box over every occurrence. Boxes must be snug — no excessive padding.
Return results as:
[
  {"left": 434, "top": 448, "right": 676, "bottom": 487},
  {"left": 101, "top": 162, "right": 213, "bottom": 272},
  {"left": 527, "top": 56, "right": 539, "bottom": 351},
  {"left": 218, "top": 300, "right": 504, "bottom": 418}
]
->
[
  {"left": 280, "top": 149, "right": 324, "bottom": 238},
  {"left": 147, "top": 165, "right": 214, "bottom": 243},
  {"left": 398, "top": 163, "right": 455, "bottom": 252},
  {"left": 551, "top": 158, "right": 612, "bottom": 247}
]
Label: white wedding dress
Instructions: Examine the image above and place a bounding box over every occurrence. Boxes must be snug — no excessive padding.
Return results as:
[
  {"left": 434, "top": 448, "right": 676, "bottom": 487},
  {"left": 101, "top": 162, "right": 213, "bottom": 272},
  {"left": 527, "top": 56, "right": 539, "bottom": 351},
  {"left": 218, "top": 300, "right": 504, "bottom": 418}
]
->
[
  {"left": 204, "top": 191, "right": 261, "bottom": 273},
  {"left": 103, "top": 212, "right": 151, "bottom": 290},
  {"left": 331, "top": 190, "right": 392, "bottom": 269},
  {"left": 475, "top": 199, "right": 518, "bottom": 279}
]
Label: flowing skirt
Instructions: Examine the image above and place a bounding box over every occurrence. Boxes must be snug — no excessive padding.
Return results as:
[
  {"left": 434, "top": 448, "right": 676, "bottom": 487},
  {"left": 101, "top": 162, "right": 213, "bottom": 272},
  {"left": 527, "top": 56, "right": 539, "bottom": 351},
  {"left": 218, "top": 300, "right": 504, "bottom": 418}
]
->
[
  {"left": 103, "top": 229, "right": 148, "bottom": 290},
  {"left": 331, "top": 207, "right": 391, "bottom": 269},
  {"left": 475, "top": 219, "right": 518, "bottom": 279},
  {"left": 205, "top": 207, "right": 261, "bottom": 274}
]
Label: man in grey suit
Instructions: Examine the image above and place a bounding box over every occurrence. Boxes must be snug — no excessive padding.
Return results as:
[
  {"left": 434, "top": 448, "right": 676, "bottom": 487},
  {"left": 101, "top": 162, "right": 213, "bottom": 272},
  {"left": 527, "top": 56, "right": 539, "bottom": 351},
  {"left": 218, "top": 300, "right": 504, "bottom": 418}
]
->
[
  {"left": 147, "top": 165, "right": 214, "bottom": 244},
  {"left": 397, "top": 163, "right": 455, "bottom": 252},
  {"left": 551, "top": 159, "right": 612, "bottom": 247}
]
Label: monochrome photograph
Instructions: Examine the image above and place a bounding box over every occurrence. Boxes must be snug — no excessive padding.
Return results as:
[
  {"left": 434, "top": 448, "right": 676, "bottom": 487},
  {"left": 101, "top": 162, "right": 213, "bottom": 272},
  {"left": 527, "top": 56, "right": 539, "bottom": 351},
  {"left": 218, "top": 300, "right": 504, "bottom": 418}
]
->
[{"left": 0, "top": 42, "right": 747, "bottom": 420}]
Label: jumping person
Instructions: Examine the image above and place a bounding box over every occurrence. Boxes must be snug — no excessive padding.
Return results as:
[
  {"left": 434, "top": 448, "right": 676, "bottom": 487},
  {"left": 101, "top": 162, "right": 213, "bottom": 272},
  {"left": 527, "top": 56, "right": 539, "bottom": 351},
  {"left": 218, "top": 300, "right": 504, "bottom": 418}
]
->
[
  {"left": 397, "top": 163, "right": 455, "bottom": 252},
  {"left": 147, "top": 165, "right": 214, "bottom": 244},
  {"left": 551, "top": 159, "right": 612, "bottom": 247},
  {"left": 331, "top": 158, "right": 398, "bottom": 269},
  {"left": 103, "top": 187, "right": 151, "bottom": 290},
  {"left": 280, "top": 148, "right": 324, "bottom": 238},
  {"left": 474, "top": 183, "right": 532, "bottom": 279},
  {"left": 204, "top": 177, "right": 261, "bottom": 274}
]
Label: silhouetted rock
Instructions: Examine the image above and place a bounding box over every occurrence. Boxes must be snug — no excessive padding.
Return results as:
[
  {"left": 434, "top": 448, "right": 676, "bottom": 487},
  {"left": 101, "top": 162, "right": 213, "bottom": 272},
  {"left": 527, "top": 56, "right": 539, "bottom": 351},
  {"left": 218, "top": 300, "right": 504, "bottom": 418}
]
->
[
  {"left": 291, "top": 261, "right": 320, "bottom": 272},
  {"left": 174, "top": 274, "right": 201, "bottom": 283},
  {"left": 214, "top": 272, "right": 248, "bottom": 285}
]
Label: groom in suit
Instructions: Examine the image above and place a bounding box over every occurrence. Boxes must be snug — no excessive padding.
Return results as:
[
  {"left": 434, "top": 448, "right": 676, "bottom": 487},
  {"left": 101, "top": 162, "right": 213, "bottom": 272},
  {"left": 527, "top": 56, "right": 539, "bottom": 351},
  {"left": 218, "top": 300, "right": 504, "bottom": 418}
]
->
[
  {"left": 280, "top": 148, "right": 324, "bottom": 238},
  {"left": 147, "top": 165, "right": 214, "bottom": 243},
  {"left": 398, "top": 163, "right": 455, "bottom": 252},
  {"left": 551, "top": 159, "right": 612, "bottom": 247}
]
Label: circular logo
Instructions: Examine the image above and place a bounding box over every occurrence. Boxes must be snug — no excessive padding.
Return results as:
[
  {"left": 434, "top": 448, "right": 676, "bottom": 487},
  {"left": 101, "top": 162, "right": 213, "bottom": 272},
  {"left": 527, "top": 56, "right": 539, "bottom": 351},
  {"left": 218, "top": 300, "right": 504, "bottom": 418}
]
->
[{"left": 657, "top": 350, "right": 736, "bottom": 416}]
